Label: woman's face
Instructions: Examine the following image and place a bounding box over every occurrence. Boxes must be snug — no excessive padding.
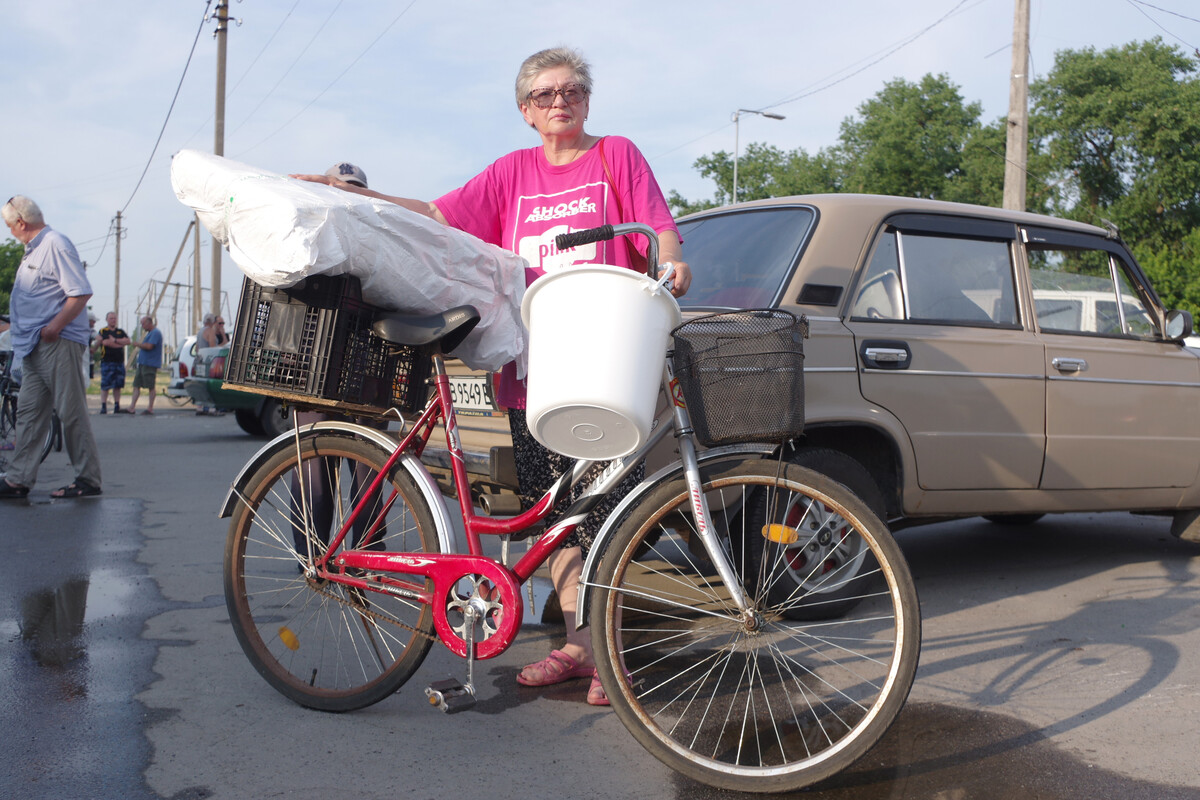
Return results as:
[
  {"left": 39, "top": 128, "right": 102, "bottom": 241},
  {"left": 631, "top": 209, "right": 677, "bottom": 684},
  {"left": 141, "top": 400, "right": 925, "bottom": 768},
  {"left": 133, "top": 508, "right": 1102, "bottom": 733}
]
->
[{"left": 520, "top": 65, "right": 589, "bottom": 137}]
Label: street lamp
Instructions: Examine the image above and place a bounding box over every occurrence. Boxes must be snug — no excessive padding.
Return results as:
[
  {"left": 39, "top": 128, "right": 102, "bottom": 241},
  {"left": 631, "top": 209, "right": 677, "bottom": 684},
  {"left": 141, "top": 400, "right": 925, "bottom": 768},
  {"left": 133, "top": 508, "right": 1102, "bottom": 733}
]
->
[{"left": 732, "top": 108, "right": 785, "bottom": 204}]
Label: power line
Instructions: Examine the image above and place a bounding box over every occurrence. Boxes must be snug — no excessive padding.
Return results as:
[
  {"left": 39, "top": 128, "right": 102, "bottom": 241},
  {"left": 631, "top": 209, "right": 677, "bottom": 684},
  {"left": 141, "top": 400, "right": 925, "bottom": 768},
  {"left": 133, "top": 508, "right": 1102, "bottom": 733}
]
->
[
  {"left": 1125, "top": 0, "right": 1199, "bottom": 50},
  {"left": 760, "top": 0, "right": 978, "bottom": 113},
  {"left": 234, "top": 1, "right": 420, "bottom": 159},
  {"left": 226, "top": 0, "right": 344, "bottom": 141},
  {"left": 650, "top": 0, "right": 980, "bottom": 162},
  {"left": 119, "top": 1, "right": 214, "bottom": 214}
]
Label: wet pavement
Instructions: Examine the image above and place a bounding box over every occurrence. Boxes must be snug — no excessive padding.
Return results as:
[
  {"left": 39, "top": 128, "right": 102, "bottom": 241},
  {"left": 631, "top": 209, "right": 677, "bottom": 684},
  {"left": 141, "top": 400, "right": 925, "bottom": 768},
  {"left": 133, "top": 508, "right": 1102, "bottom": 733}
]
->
[
  {"left": 2, "top": 401, "right": 1200, "bottom": 798},
  {"left": 0, "top": 497, "right": 164, "bottom": 799}
]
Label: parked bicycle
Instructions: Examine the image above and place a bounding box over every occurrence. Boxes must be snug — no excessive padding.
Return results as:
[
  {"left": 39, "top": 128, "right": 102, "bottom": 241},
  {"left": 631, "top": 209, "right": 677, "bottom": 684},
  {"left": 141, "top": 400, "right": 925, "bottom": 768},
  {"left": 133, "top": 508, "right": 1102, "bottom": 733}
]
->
[
  {"left": 220, "top": 224, "right": 921, "bottom": 793},
  {"left": 0, "top": 318, "right": 64, "bottom": 473}
]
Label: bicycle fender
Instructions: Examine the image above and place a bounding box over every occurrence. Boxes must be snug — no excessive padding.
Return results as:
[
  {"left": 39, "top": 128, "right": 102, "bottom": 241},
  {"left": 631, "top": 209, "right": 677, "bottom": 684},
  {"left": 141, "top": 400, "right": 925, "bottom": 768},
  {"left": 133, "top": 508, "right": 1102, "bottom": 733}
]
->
[
  {"left": 575, "top": 443, "right": 774, "bottom": 630},
  {"left": 218, "top": 421, "right": 457, "bottom": 556}
]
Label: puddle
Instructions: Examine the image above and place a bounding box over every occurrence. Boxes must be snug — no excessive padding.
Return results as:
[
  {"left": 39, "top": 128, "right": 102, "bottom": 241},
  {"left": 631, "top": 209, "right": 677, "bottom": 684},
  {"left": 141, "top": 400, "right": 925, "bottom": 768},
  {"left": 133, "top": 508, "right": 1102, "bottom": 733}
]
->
[
  {"left": 18, "top": 576, "right": 90, "bottom": 669},
  {"left": 673, "top": 702, "right": 1200, "bottom": 799}
]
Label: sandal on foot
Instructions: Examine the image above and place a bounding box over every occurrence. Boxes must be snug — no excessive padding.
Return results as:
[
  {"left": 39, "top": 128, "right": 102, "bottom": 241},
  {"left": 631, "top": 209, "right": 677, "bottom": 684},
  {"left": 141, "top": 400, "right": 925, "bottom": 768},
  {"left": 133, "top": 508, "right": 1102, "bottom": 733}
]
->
[
  {"left": 587, "top": 669, "right": 632, "bottom": 706},
  {"left": 587, "top": 671, "right": 610, "bottom": 706},
  {"left": 51, "top": 480, "right": 102, "bottom": 499},
  {"left": 0, "top": 480, "right": 31, "bottom": 499},
  {"left": 517, "top": 649, "right": 592, "bottom": 687}
]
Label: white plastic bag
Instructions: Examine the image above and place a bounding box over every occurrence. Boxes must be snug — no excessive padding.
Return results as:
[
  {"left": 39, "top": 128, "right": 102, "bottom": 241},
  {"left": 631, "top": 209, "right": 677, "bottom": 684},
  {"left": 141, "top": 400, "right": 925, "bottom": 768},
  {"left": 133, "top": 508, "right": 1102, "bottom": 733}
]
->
[{"left": 170, "top": 149, "right": 527, "bottom": 374}]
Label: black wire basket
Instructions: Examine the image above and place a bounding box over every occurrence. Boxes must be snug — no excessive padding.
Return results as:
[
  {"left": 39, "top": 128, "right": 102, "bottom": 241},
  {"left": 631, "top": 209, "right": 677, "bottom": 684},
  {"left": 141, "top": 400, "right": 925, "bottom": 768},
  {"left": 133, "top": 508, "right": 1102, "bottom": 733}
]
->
[{"left": 671, "top": 309, "right": 808, "bottom": 447}]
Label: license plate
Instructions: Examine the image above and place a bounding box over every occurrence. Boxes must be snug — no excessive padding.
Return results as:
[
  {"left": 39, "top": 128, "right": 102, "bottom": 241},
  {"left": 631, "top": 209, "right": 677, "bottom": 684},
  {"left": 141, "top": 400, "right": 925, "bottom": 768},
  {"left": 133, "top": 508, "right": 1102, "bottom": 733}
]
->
[{"left": 449, "top": 375, "right": 498, "bottom": 415}]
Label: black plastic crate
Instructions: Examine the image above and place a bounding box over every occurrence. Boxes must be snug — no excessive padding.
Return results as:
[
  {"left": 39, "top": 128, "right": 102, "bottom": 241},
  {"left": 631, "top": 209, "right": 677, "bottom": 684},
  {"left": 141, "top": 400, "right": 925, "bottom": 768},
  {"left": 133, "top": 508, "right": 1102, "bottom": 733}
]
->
[{"left": 225, "top": 275, "right": 431, "bottom": 414}]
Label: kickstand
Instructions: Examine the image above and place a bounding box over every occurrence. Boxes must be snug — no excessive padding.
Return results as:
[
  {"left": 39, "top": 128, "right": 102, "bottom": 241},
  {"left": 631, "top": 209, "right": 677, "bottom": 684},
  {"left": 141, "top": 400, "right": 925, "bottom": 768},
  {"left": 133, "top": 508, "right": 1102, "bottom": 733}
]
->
[{"left": 425, "top": 604, "right": 478, "bottom": 714}]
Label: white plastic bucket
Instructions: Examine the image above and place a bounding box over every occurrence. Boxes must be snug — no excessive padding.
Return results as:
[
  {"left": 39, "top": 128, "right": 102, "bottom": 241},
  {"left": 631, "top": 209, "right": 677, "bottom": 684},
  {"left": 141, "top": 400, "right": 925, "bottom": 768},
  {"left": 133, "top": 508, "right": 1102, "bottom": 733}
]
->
[{"left": 521, "top": 265, "right": 682, "bottom": 459}]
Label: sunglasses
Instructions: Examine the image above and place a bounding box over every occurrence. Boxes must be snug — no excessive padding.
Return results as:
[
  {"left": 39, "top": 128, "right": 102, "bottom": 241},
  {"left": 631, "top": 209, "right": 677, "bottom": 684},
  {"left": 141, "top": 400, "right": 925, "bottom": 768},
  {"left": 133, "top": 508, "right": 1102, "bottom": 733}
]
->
[{"left": 526, "top": 84, "right": 588, "bottom": 109}]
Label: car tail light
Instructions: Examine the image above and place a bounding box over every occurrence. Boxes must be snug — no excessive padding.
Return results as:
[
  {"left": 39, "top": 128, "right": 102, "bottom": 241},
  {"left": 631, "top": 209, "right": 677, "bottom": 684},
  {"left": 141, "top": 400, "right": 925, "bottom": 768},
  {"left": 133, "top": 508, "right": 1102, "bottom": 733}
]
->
[
  {"left": 210, "top": 355, "right": 225, "bottom": 380},
  {"left": 179, "top": 361, "right": 189, "bottom": 379}
]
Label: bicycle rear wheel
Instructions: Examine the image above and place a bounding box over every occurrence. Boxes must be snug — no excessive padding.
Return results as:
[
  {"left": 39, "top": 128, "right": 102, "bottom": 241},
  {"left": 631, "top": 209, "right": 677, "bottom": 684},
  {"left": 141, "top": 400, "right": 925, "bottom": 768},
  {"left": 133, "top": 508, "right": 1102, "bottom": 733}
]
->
[
  {"left": 0, "top": 395, "right": 16, "bottom": 472},
  {"left": 225, "top": 431, "right": 441, "bottom": 712},
  {"left": 38, "top": 412, "right": 61, "bottom": 464},
  {"left": 589, "top": 460, "right": 920, "bottom": 793}
]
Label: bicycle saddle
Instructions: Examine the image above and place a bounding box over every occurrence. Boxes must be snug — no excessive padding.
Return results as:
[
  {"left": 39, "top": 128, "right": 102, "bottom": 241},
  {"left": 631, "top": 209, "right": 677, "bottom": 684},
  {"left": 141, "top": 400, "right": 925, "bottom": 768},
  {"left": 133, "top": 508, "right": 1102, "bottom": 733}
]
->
[{"left": 371, "top": 304, "right": 480, "bottom": 354}]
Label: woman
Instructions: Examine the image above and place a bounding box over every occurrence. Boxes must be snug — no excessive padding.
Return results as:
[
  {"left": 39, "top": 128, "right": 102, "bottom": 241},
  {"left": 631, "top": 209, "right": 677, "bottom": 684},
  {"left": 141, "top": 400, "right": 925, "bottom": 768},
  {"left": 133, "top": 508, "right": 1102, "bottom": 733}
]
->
[{"left": 295, "top": 47, "right": 691, "bottom": 705}]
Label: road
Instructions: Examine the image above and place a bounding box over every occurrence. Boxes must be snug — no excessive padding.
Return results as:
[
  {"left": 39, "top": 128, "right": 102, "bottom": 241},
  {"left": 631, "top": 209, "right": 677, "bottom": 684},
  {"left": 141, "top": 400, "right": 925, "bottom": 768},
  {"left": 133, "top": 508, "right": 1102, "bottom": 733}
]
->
[{"left": 2, "top": 399, "right": 1200, "bottom": 799}]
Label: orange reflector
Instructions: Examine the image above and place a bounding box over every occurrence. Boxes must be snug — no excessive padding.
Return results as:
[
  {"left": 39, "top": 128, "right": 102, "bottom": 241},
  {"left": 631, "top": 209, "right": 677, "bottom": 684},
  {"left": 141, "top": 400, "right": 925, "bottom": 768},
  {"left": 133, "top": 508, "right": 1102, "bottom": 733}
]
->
[
  {"left": 279, "top": 626, "right": 300, "bottom": 651},
  {"left": 762, "top": 524, "right": 798, "bottom": 545}
]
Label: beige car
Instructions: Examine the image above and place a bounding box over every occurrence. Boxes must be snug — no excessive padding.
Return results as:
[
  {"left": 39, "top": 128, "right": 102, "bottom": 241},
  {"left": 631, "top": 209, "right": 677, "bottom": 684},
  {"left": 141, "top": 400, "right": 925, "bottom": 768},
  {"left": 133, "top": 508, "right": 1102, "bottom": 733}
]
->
[{"left": 428, "top": 193, "right": 1200, "bottom": 543}]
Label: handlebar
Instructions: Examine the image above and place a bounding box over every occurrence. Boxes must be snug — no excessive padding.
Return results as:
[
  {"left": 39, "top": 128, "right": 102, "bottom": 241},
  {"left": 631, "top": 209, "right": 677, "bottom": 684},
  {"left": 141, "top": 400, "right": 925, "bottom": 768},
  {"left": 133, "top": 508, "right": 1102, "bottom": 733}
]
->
[{"left": 554, "top": 222, "right": 660, "bottom": 280}]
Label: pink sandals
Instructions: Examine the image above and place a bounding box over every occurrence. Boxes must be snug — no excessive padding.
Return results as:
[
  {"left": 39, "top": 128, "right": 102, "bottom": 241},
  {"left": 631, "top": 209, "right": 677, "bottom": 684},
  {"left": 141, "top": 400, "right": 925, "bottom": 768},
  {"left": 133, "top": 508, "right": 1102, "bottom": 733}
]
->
[
  {"left": 516, "top": 649, "right": 592, "bottom": 687},
  {"left": 587, "top": 671, "right": 610, "bottom": 706}
]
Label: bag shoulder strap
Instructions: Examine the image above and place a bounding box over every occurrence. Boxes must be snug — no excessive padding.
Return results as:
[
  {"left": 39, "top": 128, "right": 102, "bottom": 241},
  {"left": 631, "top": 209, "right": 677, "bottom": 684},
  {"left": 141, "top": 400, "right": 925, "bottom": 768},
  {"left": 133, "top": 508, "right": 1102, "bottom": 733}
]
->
[{"left": 597, "top": 136, "right": 626, "bottom": 222}]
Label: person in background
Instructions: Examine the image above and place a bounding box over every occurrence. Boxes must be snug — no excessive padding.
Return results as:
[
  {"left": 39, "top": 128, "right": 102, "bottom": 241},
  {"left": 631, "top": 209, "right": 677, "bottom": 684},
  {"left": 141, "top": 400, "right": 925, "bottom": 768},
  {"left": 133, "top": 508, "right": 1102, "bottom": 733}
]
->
[
  {"left": 294, "top": 49, "right": 691, "bottom": 705},
  {"left": 0, "top": 195, "right": 102, "bottom": 499},
  {"left": 214, "top": 316, "right": 230, "bottom": 345},
  {"left": 126, "top": 315, "right": 163, "bottom": 415},
  {"left": 96, "top": 311, "right": 130, "bottom": 414},
  {"left": 195, "top": 313, "right": 222, "bottom": 416},
  {"left": 290, "top": 163, "right": 387, "bottom": 559}
]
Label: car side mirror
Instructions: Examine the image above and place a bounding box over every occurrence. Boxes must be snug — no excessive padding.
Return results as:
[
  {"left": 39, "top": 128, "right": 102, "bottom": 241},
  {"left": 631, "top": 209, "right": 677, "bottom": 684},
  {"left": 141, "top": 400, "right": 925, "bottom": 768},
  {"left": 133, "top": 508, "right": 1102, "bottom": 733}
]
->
[{"left": 1165, "top": 308, "right": 1193, "bottom": 341}]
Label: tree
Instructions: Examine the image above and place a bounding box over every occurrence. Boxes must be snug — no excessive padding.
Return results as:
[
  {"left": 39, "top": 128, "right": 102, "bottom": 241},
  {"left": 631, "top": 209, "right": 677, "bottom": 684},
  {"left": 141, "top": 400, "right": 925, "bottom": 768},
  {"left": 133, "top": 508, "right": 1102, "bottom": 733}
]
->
[
  {"left": 835, "top": 73, "right": 982, "bottom": 199},
  {"left": 1031, "top": 39, "right": 1200, "bottom": 251},
  {"left": 0, "top": 238, "right": 21, "bottom": 313},
  {"left": 671, "top": 74, "right": 991, "bottom": 211}
]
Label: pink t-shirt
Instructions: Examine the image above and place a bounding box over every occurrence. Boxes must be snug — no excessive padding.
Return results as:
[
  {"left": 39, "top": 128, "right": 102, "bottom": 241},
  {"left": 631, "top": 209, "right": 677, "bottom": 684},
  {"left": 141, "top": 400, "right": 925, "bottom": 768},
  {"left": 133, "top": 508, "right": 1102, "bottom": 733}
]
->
[{"left": 434, "top": 135, "right": 678, "bottom": 408}]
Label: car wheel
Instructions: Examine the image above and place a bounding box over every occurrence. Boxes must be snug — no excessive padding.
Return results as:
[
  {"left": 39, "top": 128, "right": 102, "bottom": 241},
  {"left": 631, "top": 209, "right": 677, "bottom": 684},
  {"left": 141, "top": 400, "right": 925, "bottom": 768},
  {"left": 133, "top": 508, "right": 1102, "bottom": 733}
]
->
[
  {"left": 982, "top": 513, "right": 1045, "bottom": 526},
  {"left": 235, "top": 408, "right": 266, "bottom": 436},
  {"left": 759, "top": 447, "right": 889, "bottom": 620},
  {"left": 258, "top": 398, "right": 295, "bottom": 439},
  {"left": 788, "top": 447, "right": 887, "bottom": 520}
]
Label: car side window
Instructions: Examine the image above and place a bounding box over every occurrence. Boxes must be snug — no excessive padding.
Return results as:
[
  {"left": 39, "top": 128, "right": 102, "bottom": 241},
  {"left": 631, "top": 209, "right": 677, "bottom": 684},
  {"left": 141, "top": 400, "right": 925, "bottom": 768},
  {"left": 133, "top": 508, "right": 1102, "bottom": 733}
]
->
[
  {"left": 1027, "top": 245, "right": 1157, "bottom": 338},
  {"left": 851, "top": 230, "right": 1018, "bottom": 326}
]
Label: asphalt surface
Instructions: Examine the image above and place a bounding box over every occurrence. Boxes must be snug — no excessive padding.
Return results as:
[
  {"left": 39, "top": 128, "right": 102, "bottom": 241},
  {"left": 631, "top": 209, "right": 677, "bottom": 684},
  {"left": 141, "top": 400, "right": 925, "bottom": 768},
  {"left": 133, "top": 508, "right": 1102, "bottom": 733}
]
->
[{"left": 2, "top": 396, "right": 1200, "bottom": 799}]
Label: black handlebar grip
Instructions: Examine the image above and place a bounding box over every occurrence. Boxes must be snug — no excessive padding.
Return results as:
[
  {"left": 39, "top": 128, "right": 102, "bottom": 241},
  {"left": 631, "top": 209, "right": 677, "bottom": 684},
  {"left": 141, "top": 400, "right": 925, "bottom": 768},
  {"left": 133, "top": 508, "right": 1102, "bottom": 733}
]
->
[{"left": 555, "top": 225, "right": 615, "bottom": 251}]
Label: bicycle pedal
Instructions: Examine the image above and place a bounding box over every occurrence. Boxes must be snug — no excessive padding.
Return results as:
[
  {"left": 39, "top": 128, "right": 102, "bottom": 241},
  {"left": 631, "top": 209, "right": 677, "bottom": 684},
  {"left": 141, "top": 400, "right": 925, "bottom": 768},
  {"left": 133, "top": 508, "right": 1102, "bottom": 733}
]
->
[{"left": 425, "top": 678, "right": 476, "bottom": 714}]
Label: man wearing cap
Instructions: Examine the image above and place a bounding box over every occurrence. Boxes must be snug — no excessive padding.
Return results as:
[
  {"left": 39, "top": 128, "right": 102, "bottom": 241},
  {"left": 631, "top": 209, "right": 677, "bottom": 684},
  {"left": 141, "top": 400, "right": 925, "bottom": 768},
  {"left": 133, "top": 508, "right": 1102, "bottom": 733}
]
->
[
  {"left": 325, "top": 162, "right": 368, "bottom": 188},
  {"left": 0, "top": 195, "right": 102, "bottom": 499}
]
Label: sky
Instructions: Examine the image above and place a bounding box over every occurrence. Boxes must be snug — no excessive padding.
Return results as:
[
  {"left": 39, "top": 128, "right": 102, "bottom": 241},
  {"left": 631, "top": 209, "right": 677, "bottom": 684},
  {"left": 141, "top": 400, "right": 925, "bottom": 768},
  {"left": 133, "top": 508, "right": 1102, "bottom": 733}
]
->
[{"left": 3, "top": 0, "right": 1198, "bottom": 348}]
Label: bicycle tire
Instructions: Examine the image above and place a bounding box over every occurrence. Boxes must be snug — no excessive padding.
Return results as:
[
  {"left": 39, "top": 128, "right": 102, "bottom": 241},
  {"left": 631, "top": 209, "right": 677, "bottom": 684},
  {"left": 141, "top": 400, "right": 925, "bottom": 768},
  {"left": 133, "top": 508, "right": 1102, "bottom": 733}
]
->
[
  {"left": 38, "top": 413, "right": 62, "bottom": 465},
  {"left": 0, "top": 395, "right": 16, "bottom": 472},
  {"left": 589, "top": 460, "right": 920, "bottom": 793},
  {"left": 225, "top": 431, "right": 441, "bottom": 712}
]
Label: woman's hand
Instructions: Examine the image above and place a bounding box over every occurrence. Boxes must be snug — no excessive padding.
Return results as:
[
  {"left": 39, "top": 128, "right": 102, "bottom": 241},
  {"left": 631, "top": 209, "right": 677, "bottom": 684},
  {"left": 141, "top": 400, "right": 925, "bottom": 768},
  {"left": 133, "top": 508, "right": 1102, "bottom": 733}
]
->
[
  {"left": 656, "top": 230, "right": 691, "bottom": 297},
  {"left": 659, "top": 260, "right": 692, "bottom": 298}
]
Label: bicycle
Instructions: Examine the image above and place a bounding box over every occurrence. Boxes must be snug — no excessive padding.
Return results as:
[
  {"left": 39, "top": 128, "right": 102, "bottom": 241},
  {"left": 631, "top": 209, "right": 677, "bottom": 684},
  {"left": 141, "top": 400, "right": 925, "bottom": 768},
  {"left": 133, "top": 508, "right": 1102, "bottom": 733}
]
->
[
  {"left": 219, "top": 223, "right": 921, "bottom": 793},
  {"left": 0, "top": 325, "right": 64, "bottom": 473}
]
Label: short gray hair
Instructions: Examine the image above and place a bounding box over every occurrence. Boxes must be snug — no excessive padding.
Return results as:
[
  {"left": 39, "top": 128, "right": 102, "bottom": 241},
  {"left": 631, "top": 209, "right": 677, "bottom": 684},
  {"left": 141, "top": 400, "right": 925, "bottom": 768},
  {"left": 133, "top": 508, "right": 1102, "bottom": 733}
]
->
[
  {"left": 1, "top": 195, "right": 44, "bottom": 227},
  {"left": 515, "top": 47, "right": 593, "bottom": 107},
  {"left": 202, "top": 312, "right": 217, "bottom": 326}
]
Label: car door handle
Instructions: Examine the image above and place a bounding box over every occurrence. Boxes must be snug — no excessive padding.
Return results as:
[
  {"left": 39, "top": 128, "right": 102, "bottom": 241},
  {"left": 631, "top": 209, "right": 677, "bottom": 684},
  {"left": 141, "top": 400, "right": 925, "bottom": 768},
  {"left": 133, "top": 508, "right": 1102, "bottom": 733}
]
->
[
  {"left": 861, "top": 341, "right": 912, "bottom": 370},
  {"left": 1051, "top": 357, "right": 1088, "bottom": 373},
  {"left": 866, "top": 347, "right": 908, "bottom": 362}
]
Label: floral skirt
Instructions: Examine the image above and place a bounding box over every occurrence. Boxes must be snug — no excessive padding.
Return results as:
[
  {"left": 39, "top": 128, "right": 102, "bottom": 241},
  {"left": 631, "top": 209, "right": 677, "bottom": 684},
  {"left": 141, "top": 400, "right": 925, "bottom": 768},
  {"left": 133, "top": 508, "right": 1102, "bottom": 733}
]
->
[{"left": 508, "top": 408, "right": 644, "bottom": 553}]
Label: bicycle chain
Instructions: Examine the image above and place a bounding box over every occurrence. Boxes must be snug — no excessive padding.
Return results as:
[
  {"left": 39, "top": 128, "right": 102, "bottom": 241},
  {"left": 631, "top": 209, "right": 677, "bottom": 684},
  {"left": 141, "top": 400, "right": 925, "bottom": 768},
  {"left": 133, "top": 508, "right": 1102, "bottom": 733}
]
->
[{"left": 309, "top": 576, "right": 439, "bottom": 644}]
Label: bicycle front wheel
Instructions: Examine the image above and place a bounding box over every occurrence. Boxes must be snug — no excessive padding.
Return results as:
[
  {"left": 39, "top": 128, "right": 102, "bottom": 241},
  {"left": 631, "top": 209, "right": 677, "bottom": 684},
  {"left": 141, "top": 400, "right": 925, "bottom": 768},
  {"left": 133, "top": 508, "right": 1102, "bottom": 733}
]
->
[
  {"left": 225, "top": 432, "right": 441, "bottom": 712},
  {"left": 590, "top": 460, "right": 920, "bottom": 793}
]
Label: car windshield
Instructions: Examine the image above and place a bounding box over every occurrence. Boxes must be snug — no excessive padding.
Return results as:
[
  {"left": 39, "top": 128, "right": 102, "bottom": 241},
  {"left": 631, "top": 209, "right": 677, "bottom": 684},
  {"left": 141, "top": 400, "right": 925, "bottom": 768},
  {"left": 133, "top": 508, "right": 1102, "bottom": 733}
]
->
[{"left": 677, "top": 206, "right": 815, "bottom": 309}]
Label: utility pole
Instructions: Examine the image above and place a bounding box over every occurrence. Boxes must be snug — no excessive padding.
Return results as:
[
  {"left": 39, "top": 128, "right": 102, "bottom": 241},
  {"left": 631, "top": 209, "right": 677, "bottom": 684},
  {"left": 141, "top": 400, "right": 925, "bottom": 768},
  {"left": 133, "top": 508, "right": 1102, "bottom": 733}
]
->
[
  {"left": 1003, "top": 0, "right": 1030, "bottom": 211},
  {"left": 114, "top": 211, "right": 122, "bottom": 324},
  {"left": 193, "top": 215, "right": 202, "bottom": 333},
  {"left": 212, "top": 0, "right": 229, "bottom": 317}
]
